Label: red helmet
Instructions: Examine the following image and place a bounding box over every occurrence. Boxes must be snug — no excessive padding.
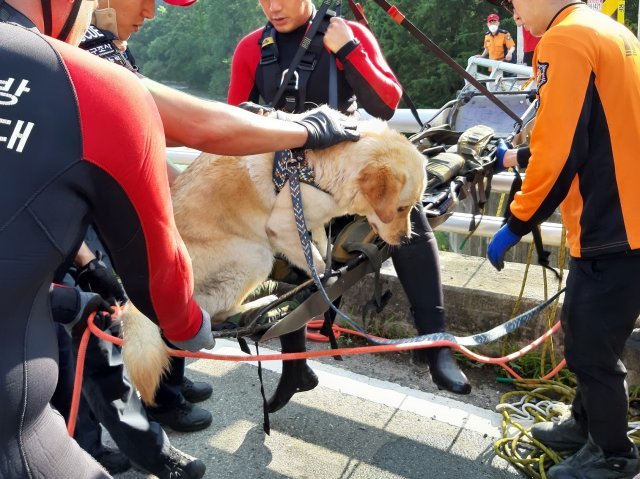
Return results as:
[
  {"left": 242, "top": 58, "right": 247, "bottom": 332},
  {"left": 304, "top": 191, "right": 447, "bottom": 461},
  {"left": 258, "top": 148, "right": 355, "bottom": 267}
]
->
[
  {"left": 163, "top": 0, "right": 198, "bottom": 6},
  {"left": 487, "top": 13, "right": 500, "bottom": 22}
]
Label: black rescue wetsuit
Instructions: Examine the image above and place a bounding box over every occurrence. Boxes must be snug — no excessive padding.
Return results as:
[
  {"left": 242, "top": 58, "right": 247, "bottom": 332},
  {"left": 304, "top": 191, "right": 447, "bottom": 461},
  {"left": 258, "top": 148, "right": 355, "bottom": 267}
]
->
[
  {"left": 0, "top": 22, "right": 202, "bottom": 478},
  {"left": 51, "top": 27, "right": 193, "bottom": 473}
]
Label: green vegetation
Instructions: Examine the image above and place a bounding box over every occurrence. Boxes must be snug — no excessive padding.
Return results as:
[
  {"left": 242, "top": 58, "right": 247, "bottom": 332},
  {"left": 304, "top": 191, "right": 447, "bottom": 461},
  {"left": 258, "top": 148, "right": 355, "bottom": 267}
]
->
[
  {"left": 131, "top": 1, "right": 640, "bottom": 104},
  {"left": 130, "top": 0, "right": 513, "bottom": 103},
  {"left": 131, "top": 0, "right": 640, "bottom": 105}
]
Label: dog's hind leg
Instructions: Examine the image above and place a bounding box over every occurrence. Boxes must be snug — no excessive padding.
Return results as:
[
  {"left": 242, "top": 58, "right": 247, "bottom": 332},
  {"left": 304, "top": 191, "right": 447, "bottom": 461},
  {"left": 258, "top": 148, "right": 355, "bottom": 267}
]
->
[
  {"left": 190, "top": 239, "right": 275, "bottom": 323},
  {"left": 310, "top": 227, "right": 329, "bottom": 261}
]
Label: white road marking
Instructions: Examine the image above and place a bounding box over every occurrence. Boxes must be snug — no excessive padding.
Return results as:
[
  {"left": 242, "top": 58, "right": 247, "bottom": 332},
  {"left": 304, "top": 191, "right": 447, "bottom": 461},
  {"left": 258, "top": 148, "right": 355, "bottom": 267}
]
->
[{"left": 205, "top": 339, "right": 504, "bottom": 439}]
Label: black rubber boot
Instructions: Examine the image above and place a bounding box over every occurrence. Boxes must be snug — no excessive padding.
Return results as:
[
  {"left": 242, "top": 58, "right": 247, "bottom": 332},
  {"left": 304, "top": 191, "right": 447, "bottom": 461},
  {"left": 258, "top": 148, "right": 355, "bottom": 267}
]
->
[
  {"left": 413, "top": 346, "right": 471, "bottom": 395},
  {"left": 267, "top": 327, "right": 319, "bottom": 413},
  {"left": 392, "top": 206, "right": 471, "bottom": 395}
]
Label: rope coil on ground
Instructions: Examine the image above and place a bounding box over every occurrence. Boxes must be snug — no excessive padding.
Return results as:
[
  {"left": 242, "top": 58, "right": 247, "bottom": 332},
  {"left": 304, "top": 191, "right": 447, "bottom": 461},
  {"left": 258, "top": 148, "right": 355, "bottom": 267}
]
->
[{"left": 494, "top": 380, "right": 640, "bottom": 479}]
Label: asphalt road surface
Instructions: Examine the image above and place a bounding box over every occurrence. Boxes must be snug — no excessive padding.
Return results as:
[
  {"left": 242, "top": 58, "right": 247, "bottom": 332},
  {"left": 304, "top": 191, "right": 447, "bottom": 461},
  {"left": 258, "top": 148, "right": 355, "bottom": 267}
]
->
[{"left": 111, "top": 339, "right": 521, "bottom": 479}]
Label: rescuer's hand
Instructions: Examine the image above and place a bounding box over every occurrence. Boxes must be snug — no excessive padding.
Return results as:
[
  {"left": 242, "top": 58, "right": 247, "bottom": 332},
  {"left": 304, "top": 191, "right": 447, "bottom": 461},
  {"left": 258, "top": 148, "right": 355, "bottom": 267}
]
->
[
  {"left": 76, "top": 251, "right": 128, "bottom": 306},
  {"left": 487, "top": 224, "right": 522, "bottom": 271},
  {"left": 50, "top": 285, "right": 115, "bottom": 338},
  {"left": 295, "top": 110, "right": 359, "bottom": 150}
]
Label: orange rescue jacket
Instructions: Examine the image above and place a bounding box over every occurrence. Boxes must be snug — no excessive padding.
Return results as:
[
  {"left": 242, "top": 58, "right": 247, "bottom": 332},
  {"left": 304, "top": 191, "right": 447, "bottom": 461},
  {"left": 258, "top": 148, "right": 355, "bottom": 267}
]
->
[
  {"left": 508, "top": 4, "right": 640, "bottom": 258},
  {"left": 484, "top": 29, "right": 515, "bottom": 61}
]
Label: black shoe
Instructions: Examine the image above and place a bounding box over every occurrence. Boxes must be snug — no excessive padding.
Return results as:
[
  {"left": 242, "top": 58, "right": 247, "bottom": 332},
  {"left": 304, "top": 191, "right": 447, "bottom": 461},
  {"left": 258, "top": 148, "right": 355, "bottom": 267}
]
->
[
  {"left": 547, "top": 440, "right": 639, "bottom": 478},
  {"left": 147, "top": 400, "right": 212, "bottom": 432},
  {"left": 530, "top": 415, "right": 589, "bottom": 452},
  {"left": 267, "top": 327, "right": 319, "bottom": 413},
  {"left": 412, "top": 347, "right": 471, "bottom": 395},
  {"left": 90, "top": 445, "right": 131, "bottom": 475},
  {"left": 156, "top": 446, "right": 206, "bottom": 479},
  {"left": 181, "top": 377, "right": 212, "bottom": 403}
]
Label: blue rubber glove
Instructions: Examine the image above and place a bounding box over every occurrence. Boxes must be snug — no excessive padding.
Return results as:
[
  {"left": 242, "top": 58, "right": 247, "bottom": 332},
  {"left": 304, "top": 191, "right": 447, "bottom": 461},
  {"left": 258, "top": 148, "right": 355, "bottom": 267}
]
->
[
  {"left": 494, "top": 139, "right": 509, "bottom": 173},
  {"left": 487, "top": 224, "right": 522, "bottom": 271}
]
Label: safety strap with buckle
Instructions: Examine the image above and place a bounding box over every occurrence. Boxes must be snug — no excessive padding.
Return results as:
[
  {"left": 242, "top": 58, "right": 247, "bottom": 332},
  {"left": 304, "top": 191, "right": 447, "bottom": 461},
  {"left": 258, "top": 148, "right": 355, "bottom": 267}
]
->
[
  {"left": 272, "top": 149, "right": 329, "bottom": 195},
  {"left": 260, "top": 3, "right": 334, "bottom": 112}
]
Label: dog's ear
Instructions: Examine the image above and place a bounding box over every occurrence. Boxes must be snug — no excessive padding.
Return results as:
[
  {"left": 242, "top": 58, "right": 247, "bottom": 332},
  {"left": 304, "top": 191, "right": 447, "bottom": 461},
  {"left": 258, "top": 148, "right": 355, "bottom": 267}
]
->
[{"left": 357, "top": 164, "right": 401, "bottom": 224}]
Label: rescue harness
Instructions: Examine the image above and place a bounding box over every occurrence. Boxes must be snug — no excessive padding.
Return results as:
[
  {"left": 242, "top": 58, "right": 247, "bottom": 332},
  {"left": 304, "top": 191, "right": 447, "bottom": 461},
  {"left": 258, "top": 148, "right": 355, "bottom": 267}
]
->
[{"left": 259, "top": 6, "right": 334, "bottom": 113}]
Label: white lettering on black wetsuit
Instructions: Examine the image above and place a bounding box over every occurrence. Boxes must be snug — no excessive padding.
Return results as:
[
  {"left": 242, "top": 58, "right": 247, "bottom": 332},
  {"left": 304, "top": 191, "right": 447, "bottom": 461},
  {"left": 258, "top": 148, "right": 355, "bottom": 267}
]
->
[{"left": 0, "top": 22, "right": 202, "bottom": 478}]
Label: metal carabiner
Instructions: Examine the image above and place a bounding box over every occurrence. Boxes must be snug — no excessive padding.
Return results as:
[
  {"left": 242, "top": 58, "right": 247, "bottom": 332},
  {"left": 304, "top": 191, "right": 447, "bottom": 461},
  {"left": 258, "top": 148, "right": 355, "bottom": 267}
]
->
[{"left": 280, "top": 69, "right": 300, "bottom": 90}]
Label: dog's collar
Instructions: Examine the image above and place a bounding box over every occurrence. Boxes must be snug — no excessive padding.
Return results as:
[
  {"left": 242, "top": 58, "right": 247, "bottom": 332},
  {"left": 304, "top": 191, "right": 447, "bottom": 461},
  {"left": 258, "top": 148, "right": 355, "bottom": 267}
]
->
[{"left": 272, "top": 148, "right": 328, "bottom": 195}]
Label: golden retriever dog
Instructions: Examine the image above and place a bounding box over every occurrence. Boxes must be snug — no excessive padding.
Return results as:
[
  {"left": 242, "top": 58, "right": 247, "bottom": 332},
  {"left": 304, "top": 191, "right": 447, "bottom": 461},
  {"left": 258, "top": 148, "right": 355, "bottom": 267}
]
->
[{"left": 122, "top": 107, "right": 427, "bottom": 404}]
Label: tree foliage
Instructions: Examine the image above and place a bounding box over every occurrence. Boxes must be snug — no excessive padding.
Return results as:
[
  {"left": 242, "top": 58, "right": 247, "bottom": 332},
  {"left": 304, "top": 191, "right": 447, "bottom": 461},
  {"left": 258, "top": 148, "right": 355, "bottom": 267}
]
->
[
  {"left": 132, "top": 0, "right": 264, "bottom": 99},
  {"left": 130, "top": 0, "right": 639, "bottom": 106}
]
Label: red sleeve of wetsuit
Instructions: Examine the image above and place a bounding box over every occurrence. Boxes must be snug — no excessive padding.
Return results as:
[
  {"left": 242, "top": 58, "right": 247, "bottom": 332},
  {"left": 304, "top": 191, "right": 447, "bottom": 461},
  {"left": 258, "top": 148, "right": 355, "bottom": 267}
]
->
[
  {"left": 336, "top": 20, "right": 402, "bottom": 119},
  {"left": 228, "top": 28, "right": 263, "bottom": 105},
  {"left": 55, "top": 42, "right": 202, "bottom": 342}
]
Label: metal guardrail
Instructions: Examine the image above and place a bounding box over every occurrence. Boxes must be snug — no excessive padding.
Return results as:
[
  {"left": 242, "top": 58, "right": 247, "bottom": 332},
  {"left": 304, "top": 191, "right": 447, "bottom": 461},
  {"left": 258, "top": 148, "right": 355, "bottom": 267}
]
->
[
  {"left": 465, "top": 57, "right": 534, "bottom": 85},
  {"left": 167, "top": 91, "right": 562, "bottom": 246},
  {"left": 167, "top": 145, "right": 563, "bottom": 247}
]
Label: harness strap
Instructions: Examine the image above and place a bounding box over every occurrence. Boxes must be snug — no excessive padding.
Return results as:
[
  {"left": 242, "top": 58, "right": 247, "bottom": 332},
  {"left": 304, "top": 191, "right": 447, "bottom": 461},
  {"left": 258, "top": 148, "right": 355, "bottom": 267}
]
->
[
  {"left": 297, "top": 13, "right": 333, "bottom": 112},
  {"left": 254, "top": 342, "right": 271, "bottom": 434},
  {"left": 328, "top": 1, "right": 341, "bottom": 108},
  {"left": 259, "top": 23, "right": 281, "bottom": 108},
  {"left": 344, "top": 242, "right": 392, "bottom": 324},
  {"left": 320, "top": 304, "right": 343, "bottom": 359},
  {"left": 57, "top": 0, "right": 83, "bottom": 41},
  {"left": 270, "top": 0, "right": 334, "bottom": 110},
  {"left": 41, "top": 0, "right": 52, "bottom": 35},
  {"left": 260, "top": 11, "right": 333, "bottom": 113},
  {"left": 272, "top": 149, "right": 329, "bottom": 195},
  {"left": 504, "top": 169, "right": 561, "bottom": 280}
]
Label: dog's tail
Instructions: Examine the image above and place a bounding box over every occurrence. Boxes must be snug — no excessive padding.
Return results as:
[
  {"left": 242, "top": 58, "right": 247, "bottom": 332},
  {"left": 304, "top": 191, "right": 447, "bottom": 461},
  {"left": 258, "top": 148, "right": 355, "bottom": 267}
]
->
[{"left": 121, "top": 304, "right": 171, "bottom": 406}]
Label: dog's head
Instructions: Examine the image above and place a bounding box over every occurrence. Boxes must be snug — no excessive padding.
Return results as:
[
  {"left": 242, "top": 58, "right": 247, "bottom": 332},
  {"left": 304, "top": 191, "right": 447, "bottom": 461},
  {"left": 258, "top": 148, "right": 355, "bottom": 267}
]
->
[
  {"left": 345, "top": 120, "right": 426, "bottom": 245},
  {"left": 301, "top": 107, "right": 426, "bottom": 245}
]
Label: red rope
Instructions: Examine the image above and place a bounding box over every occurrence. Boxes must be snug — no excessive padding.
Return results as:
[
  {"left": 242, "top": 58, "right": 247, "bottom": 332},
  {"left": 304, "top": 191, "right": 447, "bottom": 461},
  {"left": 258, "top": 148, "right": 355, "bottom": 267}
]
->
[
  {"left": 67, "top": 317, "right": 93, "bottom": 437},
  {"left": 67, "top": 313, "right": 566, "bottom": 437},
  {"left": 306, "top": 319, "right": 342, "bottom": 342}
]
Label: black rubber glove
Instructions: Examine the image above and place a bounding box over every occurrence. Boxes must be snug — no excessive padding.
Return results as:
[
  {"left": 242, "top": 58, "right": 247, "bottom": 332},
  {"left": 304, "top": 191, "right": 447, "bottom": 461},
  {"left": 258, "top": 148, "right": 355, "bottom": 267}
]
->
[
  {"left": 294, "top": 110, "right": 359, "bottom": 150},
  {"left": 76, "top": 250, "right": 128, "bottom": 306},
  {"left": 50, "top": 285, "right": 114, "bottom": 338}
]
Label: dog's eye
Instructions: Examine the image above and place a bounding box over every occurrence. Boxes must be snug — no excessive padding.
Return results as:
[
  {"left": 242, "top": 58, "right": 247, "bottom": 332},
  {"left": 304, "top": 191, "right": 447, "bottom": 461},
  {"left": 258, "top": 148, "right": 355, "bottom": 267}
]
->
[{"left": 397, "top": 206, "right": 409, "bottom": 213}]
